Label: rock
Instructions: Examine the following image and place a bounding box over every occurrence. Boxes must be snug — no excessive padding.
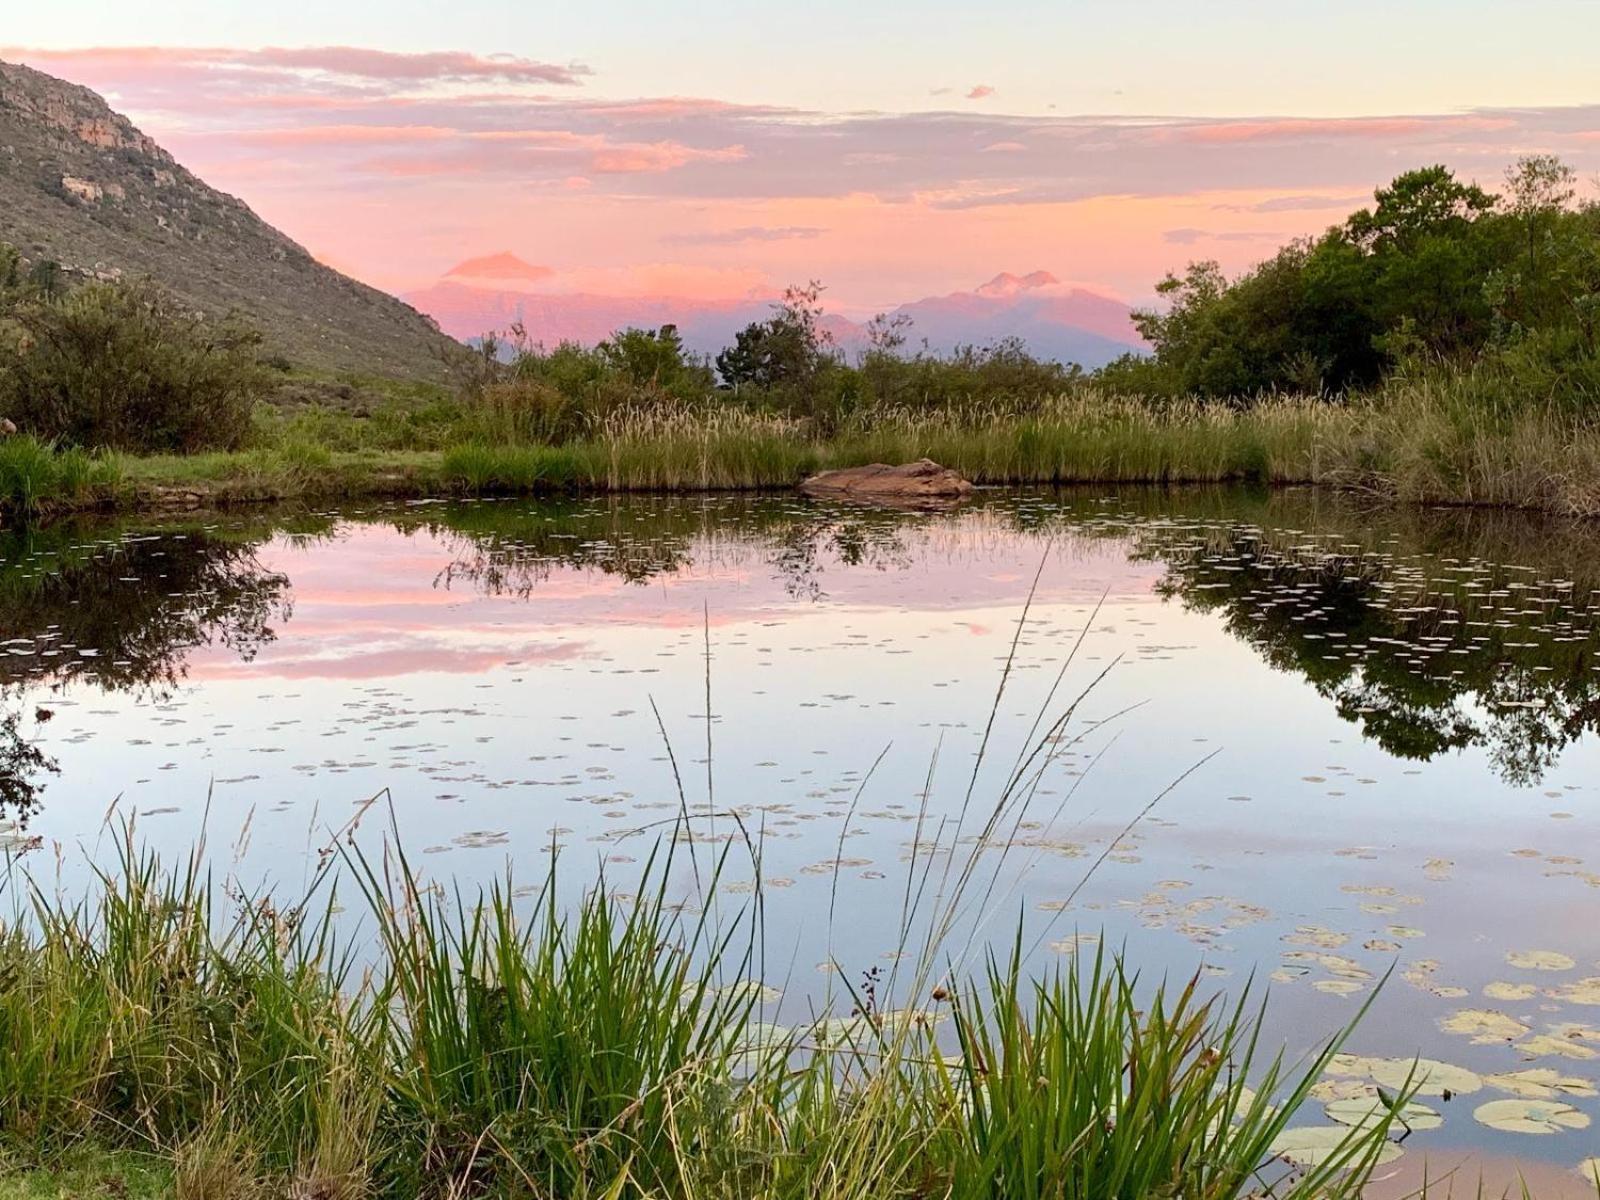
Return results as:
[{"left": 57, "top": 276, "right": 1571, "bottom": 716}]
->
[
  {"left": 799, "top": 458, "right": 975, "bottom": 506},
  {"left": 0, "top": 418, "right": 16, "bottom": 437}
]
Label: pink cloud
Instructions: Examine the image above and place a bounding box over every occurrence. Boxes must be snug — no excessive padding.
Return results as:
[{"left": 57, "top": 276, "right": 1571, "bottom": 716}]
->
[
  {"left": 237, "top": 123, "right": 455, "bottom": 146},
  {"left": 967, "top": 85, "right": 996, "bottom": 100},
  {"left": 5, "top": 45, "right": 589, "bottom": 88},
  {"left": 591, "top": 141, "right": 746, "bottom": 173},
  {"left": 333, "top": 129, "right": 746, "bottom": 179},
  {"left": 1164, "top": 114, "right": 1517, "bottom": 145}
]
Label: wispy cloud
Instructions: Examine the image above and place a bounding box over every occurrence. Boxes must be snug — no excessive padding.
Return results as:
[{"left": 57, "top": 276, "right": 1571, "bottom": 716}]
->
[
  {"left": 5, "top": 44, "right": 589, "bottom": 89},
  {"left": 665, "top": 225, "right": 826, "bottom": 245}
]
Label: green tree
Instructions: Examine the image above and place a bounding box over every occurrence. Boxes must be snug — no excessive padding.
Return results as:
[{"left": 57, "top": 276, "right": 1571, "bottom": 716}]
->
[{"left": 716, "top": 282, "right": 834, "bottom": 390}]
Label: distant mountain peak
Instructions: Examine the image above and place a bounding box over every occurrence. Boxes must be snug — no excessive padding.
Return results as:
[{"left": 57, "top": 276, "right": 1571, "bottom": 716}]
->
[
  {"left": 407, "top": 262, "right": 1142, "bottom": 370},
  {"left": 975, "top": 270, "right": 1061, "bottom": 297},
  {"left": 444, "top": 252, "right": 552, "bottom": 284}
]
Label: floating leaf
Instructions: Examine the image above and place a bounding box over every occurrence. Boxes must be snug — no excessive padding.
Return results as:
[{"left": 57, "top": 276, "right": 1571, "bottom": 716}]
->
[
  {"left": 1484, "top": 981, "right": 1538, "bottom": 1001},
  {"left": 1325, "top": 1097, "right": 1442, "bottom": 1131},
  {"left": 1472, "top": 1098, "right": 1590, "bottom": 1135},
  {"left": 1439, "top": 1008, "right": 1531, "bottom": 1044},
  {"left": 1314, "top": 979, "right": 1366, "bottom": 997},
  {"left": 1546, "top": 977, "right": 1600, "bottom": 1005},
  {"left": 1268, "top": 1126, "right": 1402, "bottom": 1168},
  {"left": 1506, "top": 950, "right": 1577, "bottom": 972},
  {"left": 1517, "top": 1034, "right": 1600, "bottom": 1061},
  {"left": 1309, "top": 1077, "right": 1378, "bottom": 1103},
  {"left": 1328, "top": 1054, "right": 1483, "bottom": 1097},
  {"left": 1484, "top": 1069, "right": 1598, "bottom": 1100}
]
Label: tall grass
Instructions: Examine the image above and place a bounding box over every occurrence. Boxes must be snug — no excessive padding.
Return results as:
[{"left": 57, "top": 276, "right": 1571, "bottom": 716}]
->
[
  {"left": 0, "top": 436, "right": 119, "bottom": 516},
  {"left": 1, "top": 824, "right": 1396, "bottom": 1199},
  {"left": 14, "top": 370, "right": 1600, "bottom": 518}
]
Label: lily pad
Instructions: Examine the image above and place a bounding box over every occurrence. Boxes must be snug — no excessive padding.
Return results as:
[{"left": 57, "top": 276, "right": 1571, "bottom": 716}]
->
[
  {"left": 730, "top": 1022, "right": 792, "bottom": 1073},
  {"left": 1325, "top": 1097, "right": 1442, "bottom": 1131},
  {"left": 1546, "top": 977, "right": 1600, "bottom": 1005},
  {"left": 1517, "top": 1034, "right": 1600, "bottom": 1061},
  {"left": 1309, "top": 1077, "right": 1379, "bottom": 1103},
  {"left": 1577, "top": 1157, "right": 1600, "bottom": 1182},
  {"left": 1472, "top": 1098, "right": 1590, "bottom": 1134},
  {"left": 1484, "top": 981, "right": 1538, "bottom": 1001},
  {"left": 1506, "top": 949, "right": 1577, "bottom": 972},
  {"left": 1439, "top": 1008, "right": 1531, "bottom": 1044},
  {"left": 1328, "top": 1054, "right": 1483, "bottom": 1096},
  {"left": 1484, "top": 1069, "right": 1598, "bottom": 1100},
  {"left": 1314, "top": 979, "right": 1366, "bottom": 997},
  {"left": 1268, "top": 1126, "right": 1402, "bottom": 1168}
]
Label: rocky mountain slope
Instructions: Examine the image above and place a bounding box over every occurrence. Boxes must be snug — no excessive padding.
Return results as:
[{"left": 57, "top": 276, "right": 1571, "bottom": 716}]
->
[{"left": 0, "top": 59, "right": 456, "bottom": 380}]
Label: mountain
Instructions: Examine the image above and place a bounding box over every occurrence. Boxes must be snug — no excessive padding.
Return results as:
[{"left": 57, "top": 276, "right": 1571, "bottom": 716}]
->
[
  {"left": 0, "top": 59, "right": 456, "bottom": 380},
  {"left": 406, "top": 262, "right": 1144, "bottom": 369},
  {"left": 887, "top": 272, "right": 1143, "bottom": 366}
]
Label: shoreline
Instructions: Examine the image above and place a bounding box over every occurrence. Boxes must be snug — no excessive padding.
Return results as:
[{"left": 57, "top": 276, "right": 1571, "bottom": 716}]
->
[{"left": 2, "top": 450, "right": 1593, "bottom": 527}]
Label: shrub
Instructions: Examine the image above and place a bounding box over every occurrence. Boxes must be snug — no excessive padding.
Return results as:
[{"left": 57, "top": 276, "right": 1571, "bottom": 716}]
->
[{"left": 0, "top": 281, "right": 267, "bottom": 453}]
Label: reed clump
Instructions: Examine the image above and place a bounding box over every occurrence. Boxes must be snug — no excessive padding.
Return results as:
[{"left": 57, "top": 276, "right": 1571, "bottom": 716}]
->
[{"left": 0, "top": 805, "right": 1405, "bottom": 1200}]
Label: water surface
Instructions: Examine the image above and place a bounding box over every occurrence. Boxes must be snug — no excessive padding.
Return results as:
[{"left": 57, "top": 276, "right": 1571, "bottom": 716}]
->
[{"left": 4, "top": 488, "right": 1599, "bottom": 1192}]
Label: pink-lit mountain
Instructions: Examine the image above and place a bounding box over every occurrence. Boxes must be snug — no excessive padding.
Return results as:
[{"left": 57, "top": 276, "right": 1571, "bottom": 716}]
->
[{"left": 404, "top": 260, "right": 1144, "bottom": 368}]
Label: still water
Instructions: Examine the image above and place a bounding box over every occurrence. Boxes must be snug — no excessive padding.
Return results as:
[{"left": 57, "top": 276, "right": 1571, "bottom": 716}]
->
[{"left": 3, "top": 487, "right": 1599, "bottom": 1190}]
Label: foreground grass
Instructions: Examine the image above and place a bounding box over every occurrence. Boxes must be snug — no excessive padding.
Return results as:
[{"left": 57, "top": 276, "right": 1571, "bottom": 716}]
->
[
  {"left": 0, "top": 1148, "right": 170, "bottom": 1199},
  {"left": 9, "top": 371, "right": 1600, "bottom": 520},
  {"left": 0, "top": 813, "right": 1401, "bottom": 1200}
]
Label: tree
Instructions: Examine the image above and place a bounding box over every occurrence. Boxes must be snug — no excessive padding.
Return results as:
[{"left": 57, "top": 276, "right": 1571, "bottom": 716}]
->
[
  {"left": 597, "top": 325, "right": 694, "bottom": 387},
  {"left": 1345, "top": 166, "right": 1496, "bottom": 254},
  {"left": 716, "top": 281, "right": 835, "bottom": 390}
]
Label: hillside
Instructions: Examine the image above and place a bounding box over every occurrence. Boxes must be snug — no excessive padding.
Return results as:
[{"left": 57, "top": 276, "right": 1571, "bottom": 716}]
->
[
  {"left": 406, "top": 260, "right": 1144, "bottom": 369},
  {"left": 0, "top": 59, "right": 456, "bottom": 380}
]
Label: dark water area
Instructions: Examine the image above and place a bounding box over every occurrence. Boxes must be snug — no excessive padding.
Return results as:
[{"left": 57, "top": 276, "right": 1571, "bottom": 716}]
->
[{"left": 3, "top": 486, "right": 1599, "bottom": 1191}]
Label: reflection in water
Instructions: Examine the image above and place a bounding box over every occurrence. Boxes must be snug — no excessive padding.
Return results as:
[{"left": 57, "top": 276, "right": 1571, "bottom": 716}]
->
[
  {"left": 0, "top": 706, "right": 56, "bottom": 826},
  {"left": 0, "top": 521, "right": 299, "bottom": 696},
  {"left": 402, "top": 496, "right": 915, "bottom": 601},
  {"left": 410, "top": 492, "right": 1600, "bottom": 785},
  {"left": 1125, "top": 511, "right": 1600, "bottom": 786},
  {"left": 0, "top": 519, "right": 298, "bottom": 822},
  {"left": 5, "top": 493, "right": 1600, "bottom": 800}
]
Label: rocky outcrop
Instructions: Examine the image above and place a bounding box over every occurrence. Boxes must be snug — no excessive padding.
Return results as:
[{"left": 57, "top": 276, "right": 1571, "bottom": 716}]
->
[
  {"left": 0, "top": 58, "right": 459, "bottom": 381},
  {"left": 799, "top": 459, "right": 975, "bottom": 506}
]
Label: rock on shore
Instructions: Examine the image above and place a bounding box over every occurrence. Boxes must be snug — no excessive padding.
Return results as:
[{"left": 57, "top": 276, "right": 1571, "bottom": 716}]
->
[{"left": 799, "top": 459, "right": 975, "bottom": 505}]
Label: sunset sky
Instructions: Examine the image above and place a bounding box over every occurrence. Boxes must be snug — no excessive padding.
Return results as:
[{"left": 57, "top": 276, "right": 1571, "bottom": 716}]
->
[{"left": 8, "top": 0, "right": 1600, "bottom": 311}]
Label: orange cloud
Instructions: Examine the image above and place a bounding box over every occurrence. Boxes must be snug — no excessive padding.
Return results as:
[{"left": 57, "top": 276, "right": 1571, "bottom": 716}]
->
[
  {"left": 1164, "top": 114, "right": 1517, "bottom": 144},
  {"left": 591, "top": 141, "right": 747, "bottom": 173}
]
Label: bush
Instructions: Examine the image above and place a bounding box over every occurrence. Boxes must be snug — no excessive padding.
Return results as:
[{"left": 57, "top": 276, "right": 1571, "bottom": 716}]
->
[{"left": 0, "top": 281, "right": 267, "bottom": 453}]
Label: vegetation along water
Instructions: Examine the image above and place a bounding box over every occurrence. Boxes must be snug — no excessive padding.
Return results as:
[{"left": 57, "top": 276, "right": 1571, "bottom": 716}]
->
[{"left": 3, "top": 157, "right": 1600, "bottom": 520}]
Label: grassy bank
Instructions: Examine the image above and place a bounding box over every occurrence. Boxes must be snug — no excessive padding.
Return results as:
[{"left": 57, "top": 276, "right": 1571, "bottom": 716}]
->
[
  {"left": 10, "top": 374, "right": 1600, "bottom": 522},
  {"left": 0, "top": 821, "right": 1399, "bottom": 1200}
]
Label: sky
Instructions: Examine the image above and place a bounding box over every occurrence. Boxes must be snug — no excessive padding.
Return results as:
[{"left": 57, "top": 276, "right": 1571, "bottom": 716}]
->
[{"left": 7, "top": 0, "right": 1600, "bottom": 310}]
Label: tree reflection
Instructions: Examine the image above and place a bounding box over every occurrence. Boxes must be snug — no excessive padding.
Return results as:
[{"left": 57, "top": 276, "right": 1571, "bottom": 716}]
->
[
  {"left": 1140, "top": 522, "right": 1600, "bottom": 786},
  {"left": 402, "top": 497, "right": 912, "bottom": 602},
  {"left": 0, "top": 520, "right": 295, "bottom": 823}
]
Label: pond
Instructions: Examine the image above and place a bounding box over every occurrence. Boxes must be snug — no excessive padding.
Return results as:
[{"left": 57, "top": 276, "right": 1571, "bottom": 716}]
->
[{"left": 3, "top": 486, "right": 1599, "bottom": 1193}]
